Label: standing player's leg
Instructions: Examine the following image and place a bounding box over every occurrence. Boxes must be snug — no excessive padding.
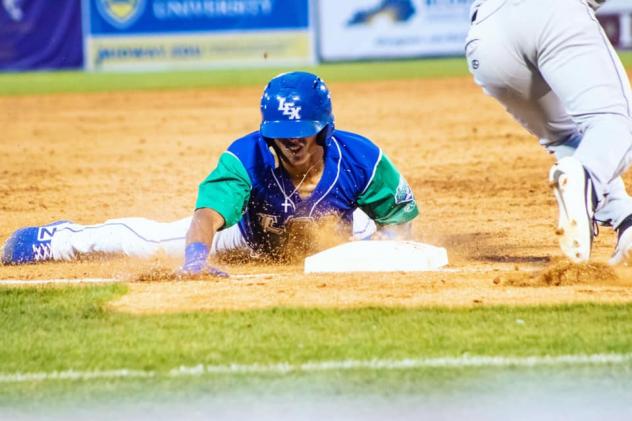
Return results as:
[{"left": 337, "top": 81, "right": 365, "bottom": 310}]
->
[
  {"left": 466, "top": 0, "right": 632, "bottom": 262},
  {"left": 466, "top": 0, "right": 593, "bottom": 262},
  {"left": 549, "top": 136, "right": 632, "bottom": 230},
  {"left": 535, "top": 0, "right": 632, "bottom": 263},
  {"left": 548, "top": 136, "right": 632, "bottom": 264},
  {"left": 536, "top": 1, "right": 632, "bottom": 188}
]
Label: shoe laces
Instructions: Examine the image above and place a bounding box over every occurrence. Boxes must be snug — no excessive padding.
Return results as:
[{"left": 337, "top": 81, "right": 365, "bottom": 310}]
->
[
  {"left": 592, "top": 219, "right": 599, "bottom": 238},
  {"left": 32, "top": 242, "right": 52, "bottom": 261}
]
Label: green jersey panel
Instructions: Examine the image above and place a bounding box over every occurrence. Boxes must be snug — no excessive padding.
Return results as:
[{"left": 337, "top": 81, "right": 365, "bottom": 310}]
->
[
  {"left": 357, "top": 153, "right": 419, "bottom": 225},
  {"left": 195, "top": 152, "right": 252, "bottom": 228}
]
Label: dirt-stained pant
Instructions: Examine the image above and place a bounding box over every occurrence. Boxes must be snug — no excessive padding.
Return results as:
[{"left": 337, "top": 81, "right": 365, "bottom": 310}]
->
[{"left": 465, "top": 0, "right": 632, "bottom": 228}]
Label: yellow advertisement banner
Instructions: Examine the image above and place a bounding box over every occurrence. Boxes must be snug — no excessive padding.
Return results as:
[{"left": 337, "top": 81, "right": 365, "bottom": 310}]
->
[{"left": 86, "top": 31, "right": 312, "bottom": 71}]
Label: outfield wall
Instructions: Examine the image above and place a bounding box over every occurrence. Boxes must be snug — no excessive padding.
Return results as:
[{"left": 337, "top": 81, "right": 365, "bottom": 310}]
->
[
  {"left": 83, "top": 0, "right": 315, "bottom": 71},
  {"left": 1, "top": 0, "right": 631, "bottom": 71},
  {"left": 317, "top": 0, "right": 471, "bottom": 62}
]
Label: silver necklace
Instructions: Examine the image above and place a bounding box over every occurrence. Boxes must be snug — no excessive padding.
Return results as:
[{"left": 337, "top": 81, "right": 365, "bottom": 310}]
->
[{"left": 271, "top": 163, "right": 318, "bottom": 214}]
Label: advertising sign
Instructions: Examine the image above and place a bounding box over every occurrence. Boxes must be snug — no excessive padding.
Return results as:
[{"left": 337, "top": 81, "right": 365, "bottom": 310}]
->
[
  {"left": 83, "top": 0, "right": 313, "bottom": 71},
  {"left": 317, "top": 0, "right": 471, "bottom": 61}
]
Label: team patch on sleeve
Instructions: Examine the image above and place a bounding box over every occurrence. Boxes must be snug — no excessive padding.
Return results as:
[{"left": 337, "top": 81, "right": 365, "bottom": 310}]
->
[{"left": 395, "top": 176, "right": 414, "bottom": 205}]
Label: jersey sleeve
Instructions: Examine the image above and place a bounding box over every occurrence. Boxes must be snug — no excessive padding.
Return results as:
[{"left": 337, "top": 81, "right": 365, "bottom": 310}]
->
[
  {"left": 356, "top": 153, "right": 419, "bottom": 225},
  {"left": 195, "top": 151, "right": 252, "bottom": 228}
]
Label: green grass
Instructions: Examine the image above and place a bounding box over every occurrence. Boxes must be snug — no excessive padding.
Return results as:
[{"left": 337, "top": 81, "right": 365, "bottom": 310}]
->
[
  {"left": 622, "top": 50, "right": 632, "bottom": 67},
  {"left": 1, "top": 284, "right": 632, "bottom": 375},
  {"left": 1, "top": 284, "right": 632, "bottom": 404},
  {"left": 1, "top": 51, "right": 631, "bottom": 96},
  {"left": 0, "top": 57, "right": 468, "bottom": 96}
]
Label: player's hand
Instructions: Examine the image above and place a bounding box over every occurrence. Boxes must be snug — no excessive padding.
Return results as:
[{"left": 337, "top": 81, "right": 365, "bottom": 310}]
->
[
  {"left": 370, "top": 223, "right": 412, "bottom": 241},
  {"left": 178, "top": 242, "right": 229, "bottom": 278},
  {"left": 369, "top": 230, "right": 398, "bottom": 240},
  {"left": 179, "top": 264, "right": 229, "bottom": 278}
]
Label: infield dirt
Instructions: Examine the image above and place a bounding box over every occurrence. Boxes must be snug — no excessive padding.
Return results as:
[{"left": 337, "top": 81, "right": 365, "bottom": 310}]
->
[{"left": 2, "top": 76, "right": 632, "bottom": 312}]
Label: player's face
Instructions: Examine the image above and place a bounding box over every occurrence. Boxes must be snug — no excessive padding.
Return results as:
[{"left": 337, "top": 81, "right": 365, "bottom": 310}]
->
[{"left": 273, "top": 134, "right": 321, "bottom": 168}]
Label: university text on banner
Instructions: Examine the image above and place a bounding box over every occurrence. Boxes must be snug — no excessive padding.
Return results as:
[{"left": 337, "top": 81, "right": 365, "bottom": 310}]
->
[{"left": 83, "top": 0, "right": 313, "bottom": 71}]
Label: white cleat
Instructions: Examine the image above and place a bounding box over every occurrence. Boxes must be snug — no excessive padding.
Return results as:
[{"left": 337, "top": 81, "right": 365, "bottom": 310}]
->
[
  {"left": 609, "top": 215, "right": 632, "bottom": 265},
  {"left": 548, "top": 157, "right": 596, "bottom": 264}
]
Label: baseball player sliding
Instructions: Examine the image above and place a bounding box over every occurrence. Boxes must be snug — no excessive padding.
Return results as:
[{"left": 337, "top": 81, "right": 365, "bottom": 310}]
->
[
  {"left": 466, "top": 0, "right": 632, "bottom": 264},
  {"left": 1, "top": 72, "right": 419, "bottom": 276}
]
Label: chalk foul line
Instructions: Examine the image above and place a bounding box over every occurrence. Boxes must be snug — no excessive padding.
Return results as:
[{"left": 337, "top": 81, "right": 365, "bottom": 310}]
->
[
  {"left": 1, "top": 353, "right": 631, "bottom": 384},
  {"left": 0, "top": 278, "right": 121, "bottom": 286},
  {"left": 0, "top": 268, "right": 530, "bottom": 286},
  {"left": 0, "top": 274, "right": 287, "bottom": 286}
]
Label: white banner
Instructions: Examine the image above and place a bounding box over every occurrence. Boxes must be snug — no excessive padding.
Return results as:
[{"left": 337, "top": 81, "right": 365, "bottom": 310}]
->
[{"left": 317, "top": 0, "right": 472, "bottom": 61}]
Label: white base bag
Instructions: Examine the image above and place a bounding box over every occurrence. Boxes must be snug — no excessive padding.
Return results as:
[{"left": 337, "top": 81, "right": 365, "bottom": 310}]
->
[{"left": 304, "top": 241, "right": 448, "bottom": 273}]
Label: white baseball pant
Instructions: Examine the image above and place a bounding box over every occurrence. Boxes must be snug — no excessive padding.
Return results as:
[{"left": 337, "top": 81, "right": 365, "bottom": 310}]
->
[
  {"left": 50, "top": 209, "right": 377, "bottom": 261},
  {"left": 466, "top": 0, "right": 632, "bottom": 227}
]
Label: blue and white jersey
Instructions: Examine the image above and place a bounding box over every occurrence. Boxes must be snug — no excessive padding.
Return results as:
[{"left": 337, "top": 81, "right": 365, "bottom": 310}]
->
[{"left": 196, "top": 130, "right": 418, "bottom": 254}]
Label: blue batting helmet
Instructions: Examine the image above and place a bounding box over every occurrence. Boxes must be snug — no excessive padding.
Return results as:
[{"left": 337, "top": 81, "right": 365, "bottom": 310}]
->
[{"left": 260, "top": 71, "right": 335, "bottom": 139}]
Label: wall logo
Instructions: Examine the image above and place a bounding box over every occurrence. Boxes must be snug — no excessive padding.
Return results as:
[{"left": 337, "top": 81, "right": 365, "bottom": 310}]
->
[
  {"left": 96, "top": 0, "right": 146, "bottom": 29},
  {"left": 2, "top": 0, "right": 23, "bottom": 21},
  {"left": 347, "top": 0, "right": 416, "bottom": 26},
  {"left": 278, "top": 97, "right": 302, "bottom": 120}
]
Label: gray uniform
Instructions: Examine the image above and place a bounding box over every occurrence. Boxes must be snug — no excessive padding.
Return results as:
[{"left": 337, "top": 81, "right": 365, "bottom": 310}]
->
[{"left": 466, "top": 0, "right": 632, "bottom": 228}]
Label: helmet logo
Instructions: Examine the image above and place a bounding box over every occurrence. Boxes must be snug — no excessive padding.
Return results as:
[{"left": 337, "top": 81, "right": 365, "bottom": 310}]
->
[{"left": 277, "top": 97, "right": 302, "bottom": 120}]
